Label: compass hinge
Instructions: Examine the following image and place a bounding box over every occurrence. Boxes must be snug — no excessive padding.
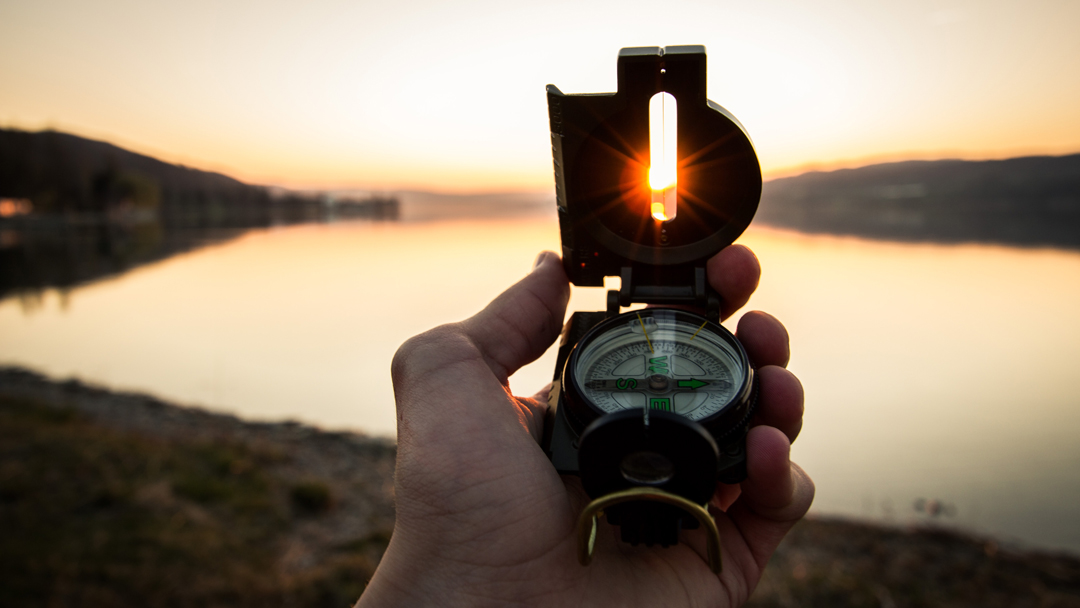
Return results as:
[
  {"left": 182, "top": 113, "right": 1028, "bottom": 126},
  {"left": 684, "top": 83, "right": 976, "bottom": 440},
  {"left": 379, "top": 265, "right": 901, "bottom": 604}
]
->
[{"left": 607, "top": 266, "right": 720, "bottom": 321}]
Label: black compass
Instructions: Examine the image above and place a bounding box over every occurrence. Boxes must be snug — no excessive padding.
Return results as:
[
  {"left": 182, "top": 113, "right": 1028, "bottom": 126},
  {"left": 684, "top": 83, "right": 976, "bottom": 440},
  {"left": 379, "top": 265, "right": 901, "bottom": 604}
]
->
[{"left": 540, "top": 45, "right": 762, "bottom": 573}]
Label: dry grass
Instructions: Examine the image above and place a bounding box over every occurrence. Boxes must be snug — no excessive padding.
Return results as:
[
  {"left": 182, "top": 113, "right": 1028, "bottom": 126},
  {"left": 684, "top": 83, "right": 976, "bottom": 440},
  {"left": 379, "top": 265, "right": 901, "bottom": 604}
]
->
[
  {"left": 0, "top": 394, "right": 392, "bottom": 607},
  {"left": 2, "top": 369, "right": 1078, "bottom": 607}
]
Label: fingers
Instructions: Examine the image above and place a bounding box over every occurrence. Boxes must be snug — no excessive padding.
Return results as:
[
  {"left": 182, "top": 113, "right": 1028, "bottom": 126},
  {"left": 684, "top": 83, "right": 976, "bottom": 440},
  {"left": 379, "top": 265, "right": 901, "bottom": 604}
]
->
[
  {"left": 706, "top": 244, "right": 761, "bottom": 320},
  {"left": 753, "top": 366, "right": 804, "bottom": 443},
  {"left": 737, "top": 311, "right": 790, "bottom": 368},
  {"left": 728, "top": 426, "right": 815, "bottom": 569},
  {"left": 460, "top": 251, "right": 571, "bottom": 383},
  {"left": 741, "top": 427, "right": 798, "bottom": 511},
  {"left": 712, "top": 246, "right": 803, "bottom": 441}
]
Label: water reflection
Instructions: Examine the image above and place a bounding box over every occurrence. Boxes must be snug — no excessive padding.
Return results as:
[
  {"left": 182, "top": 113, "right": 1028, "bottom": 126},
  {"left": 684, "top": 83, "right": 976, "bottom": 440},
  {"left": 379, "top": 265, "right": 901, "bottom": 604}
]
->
[
  {"left": 735, "top": 229, "right": 1080, "bottom": 553},
  {"left": 0, "top": 197, "right": 399, "bottom": 300},
  {"left": 1, "top": 217, "right": 1078, "bottom": 553}
]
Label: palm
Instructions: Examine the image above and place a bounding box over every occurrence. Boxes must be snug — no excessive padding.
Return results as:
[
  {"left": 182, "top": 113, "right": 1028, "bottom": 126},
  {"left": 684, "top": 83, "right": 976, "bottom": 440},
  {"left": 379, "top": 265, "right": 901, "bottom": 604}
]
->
[{"left": 362, "top": 249, "right": 812, "bottom": 607}]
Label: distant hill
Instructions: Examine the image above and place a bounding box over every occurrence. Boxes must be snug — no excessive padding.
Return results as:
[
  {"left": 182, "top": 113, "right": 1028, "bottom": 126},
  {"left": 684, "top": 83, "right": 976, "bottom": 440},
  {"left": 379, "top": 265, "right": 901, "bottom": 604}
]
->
[
  {"left": 0, "top": 129, "right": 247, "bottom": 199},
  {"left": 0, "top": 129, "right": 397, "bottom": 298},
  {"left": 0, "top": 129, "right": 256, "bottom": 215},
  {"left": 0, "top": 128, "right": 397, "bottom": 226},
  {"left": 758, "top": 154, "right": 1080, "bottom": 249}
]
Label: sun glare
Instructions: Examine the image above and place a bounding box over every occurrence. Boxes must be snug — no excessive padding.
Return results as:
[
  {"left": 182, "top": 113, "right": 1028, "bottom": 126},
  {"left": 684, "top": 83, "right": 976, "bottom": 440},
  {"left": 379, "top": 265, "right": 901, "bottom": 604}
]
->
[{"left": 649, "top": 91, "right": 677, "bottom": 222}]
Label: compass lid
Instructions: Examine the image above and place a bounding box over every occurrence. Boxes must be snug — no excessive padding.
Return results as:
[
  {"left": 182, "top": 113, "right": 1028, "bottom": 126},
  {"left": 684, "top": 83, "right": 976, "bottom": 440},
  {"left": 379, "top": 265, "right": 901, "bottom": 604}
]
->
[{"left": 547, "top": 46, "right": 761, "bottom": 305}]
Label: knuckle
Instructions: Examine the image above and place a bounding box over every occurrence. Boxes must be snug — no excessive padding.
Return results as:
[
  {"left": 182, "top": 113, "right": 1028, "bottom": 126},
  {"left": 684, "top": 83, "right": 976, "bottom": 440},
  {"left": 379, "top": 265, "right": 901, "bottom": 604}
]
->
[
  {"left": 776, "top": 367, "right": 804, "bottom": 410},
  {"left": 391, "top": 324, "right": 465, "bottom": 385},
  {"left": 792, "top": 463, "right": 816, "bottom": 509}
]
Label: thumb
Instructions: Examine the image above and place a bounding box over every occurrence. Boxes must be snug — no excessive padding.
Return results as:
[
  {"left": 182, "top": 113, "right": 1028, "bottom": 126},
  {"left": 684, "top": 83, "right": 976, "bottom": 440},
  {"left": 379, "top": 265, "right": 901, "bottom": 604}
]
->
[{"left": 459, "top": 251, "right": 570, "bottom": 383}]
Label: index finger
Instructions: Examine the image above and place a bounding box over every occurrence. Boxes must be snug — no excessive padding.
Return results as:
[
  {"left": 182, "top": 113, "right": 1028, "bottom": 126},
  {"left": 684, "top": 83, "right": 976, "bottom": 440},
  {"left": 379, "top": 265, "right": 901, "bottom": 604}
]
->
[{"left": 707, "top": 244, "right": 761, "bottom": 320}]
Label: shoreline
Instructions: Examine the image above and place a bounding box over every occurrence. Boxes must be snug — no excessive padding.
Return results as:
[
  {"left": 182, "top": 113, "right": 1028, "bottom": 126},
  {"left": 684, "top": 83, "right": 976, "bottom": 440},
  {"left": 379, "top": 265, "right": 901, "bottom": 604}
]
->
[{"left": 1, "top": 366, "right": 1078, "bottom": 606}]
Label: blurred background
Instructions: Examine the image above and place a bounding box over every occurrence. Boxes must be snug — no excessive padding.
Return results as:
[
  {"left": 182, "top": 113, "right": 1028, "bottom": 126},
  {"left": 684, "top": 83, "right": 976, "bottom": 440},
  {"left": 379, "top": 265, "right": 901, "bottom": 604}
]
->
[{"left": 2, "top": 0, "right": 1079, "bottom": 604}]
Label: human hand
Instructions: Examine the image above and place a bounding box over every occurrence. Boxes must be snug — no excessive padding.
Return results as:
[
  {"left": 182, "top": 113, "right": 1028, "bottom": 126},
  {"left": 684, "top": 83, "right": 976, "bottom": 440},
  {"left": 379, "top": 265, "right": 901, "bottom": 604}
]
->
[{"left": 358, "top": 246, "right": 813, "bottom": 607}]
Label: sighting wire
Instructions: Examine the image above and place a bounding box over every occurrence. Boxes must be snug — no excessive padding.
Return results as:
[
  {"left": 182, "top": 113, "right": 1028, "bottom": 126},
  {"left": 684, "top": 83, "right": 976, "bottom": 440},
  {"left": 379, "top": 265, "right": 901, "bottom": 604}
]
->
[
  {"left": 636, "top": 312, "right": 654, "bottom": 354},
  {"left": 689, "top": 320, "right": 709, "bottom": 342}
]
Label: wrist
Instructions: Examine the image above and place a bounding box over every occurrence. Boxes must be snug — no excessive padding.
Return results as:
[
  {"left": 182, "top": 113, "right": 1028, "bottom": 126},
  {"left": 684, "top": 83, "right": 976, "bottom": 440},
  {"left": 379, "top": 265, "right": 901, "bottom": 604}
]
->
[
  {"left": 357, "top": 542, "right": 440, "bottom": 607},
  {"left": 357, "top": 533, "right": 481, "bottom": 608},
  {"left": 357, "top": 531, "right": 565, "bottom": 607}
]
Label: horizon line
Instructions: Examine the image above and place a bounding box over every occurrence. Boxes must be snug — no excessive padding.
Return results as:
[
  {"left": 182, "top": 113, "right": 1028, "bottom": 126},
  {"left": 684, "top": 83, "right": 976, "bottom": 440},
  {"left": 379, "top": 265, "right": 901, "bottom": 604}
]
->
[{"left": 6, "top": 123, "right": 1079, "bottom": 199}]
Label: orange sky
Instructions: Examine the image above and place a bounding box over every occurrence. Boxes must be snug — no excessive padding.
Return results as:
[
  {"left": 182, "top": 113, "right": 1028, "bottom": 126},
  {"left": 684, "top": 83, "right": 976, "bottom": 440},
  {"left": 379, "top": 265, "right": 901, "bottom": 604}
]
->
[{"left": 2, "top": 0, "right": 1079, "bottom": 193}]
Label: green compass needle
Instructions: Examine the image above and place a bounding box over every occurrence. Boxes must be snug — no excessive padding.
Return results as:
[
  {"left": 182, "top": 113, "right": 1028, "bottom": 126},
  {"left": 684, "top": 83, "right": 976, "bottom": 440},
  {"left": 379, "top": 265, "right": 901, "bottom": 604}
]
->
[
  {"left": 586, "top": 377, "right": 730, "bottom": 392},
  {"left": 585, "top": 378, "right": 641, "bottom": 391},
  {"left": 677, "top": 378, "right": 709, "bottom": 390}
]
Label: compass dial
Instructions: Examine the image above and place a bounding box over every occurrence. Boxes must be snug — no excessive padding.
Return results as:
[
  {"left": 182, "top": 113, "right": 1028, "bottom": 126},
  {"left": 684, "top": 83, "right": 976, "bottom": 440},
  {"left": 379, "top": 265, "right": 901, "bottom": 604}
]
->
[{"left": 563, "top": 309, "right": 752, "bottom": 430}]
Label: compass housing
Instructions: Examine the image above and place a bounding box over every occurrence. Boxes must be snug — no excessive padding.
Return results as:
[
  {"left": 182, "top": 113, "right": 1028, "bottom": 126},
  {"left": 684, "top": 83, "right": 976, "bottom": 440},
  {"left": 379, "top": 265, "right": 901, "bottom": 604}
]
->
[{"left": 541, "top": 45, "right": 763, "bottom": 550}]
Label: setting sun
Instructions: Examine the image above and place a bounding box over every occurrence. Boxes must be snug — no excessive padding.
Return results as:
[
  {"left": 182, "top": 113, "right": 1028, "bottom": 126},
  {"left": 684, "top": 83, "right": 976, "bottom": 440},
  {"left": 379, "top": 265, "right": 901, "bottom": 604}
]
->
[{"left": 649, "top": 91, "right": 678, "bottom": 221}]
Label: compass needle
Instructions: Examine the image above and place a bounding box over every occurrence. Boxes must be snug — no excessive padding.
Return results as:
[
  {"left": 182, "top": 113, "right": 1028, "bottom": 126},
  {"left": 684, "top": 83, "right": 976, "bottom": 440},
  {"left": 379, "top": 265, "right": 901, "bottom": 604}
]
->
[{"left": 677, "top": 378, "right": 709, "bottom": 390}]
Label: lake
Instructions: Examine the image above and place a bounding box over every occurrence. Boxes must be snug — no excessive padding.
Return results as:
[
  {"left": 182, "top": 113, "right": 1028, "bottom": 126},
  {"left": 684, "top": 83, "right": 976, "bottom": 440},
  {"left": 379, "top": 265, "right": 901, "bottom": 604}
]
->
[{"left": 2, "top": 211, "right": 1079, "bottom": 554}]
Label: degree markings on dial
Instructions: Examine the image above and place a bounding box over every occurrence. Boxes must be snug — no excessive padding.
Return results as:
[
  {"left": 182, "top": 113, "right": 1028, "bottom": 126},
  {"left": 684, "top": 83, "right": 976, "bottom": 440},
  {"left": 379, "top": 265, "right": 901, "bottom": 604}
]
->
[{"left": 589, "top": 342, "right": 727, "bottom": 378}]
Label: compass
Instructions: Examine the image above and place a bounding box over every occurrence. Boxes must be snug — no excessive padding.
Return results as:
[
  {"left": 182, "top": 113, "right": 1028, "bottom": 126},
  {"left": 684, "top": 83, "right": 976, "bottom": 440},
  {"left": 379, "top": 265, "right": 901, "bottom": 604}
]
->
[
  {"left": 564, "top": 309, "right": 754, "bottom": 436},
  {"left": 540, "top": 45, "right": 762, "bottom": 573}
]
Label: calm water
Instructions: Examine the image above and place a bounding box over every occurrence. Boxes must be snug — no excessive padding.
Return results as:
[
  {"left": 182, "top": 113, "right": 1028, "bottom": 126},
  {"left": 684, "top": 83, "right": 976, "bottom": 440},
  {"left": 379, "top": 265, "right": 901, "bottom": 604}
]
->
[{"left": 2, "top": 214, "right": 1079, "bottom": 553}]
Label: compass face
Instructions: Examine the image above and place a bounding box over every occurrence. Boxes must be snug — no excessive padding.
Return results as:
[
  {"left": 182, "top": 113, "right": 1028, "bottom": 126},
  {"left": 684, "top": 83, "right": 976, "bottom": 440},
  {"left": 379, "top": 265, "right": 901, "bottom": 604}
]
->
[{"left": 567, "top": 309, "right": 749, "bottom": 424}]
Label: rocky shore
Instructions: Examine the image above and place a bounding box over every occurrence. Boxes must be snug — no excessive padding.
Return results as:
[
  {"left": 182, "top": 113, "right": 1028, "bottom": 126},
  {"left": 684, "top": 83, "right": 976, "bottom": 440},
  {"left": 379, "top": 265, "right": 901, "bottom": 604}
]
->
[{"left": 1, "top": 367, "right": 1077, "bottom": 607}]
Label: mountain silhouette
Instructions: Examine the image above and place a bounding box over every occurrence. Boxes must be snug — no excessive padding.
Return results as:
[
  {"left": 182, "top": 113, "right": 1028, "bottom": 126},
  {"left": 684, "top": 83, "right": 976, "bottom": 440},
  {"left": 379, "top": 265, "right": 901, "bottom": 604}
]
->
[
  {"left": 0, "top": 129, "right": 396, "bottom": 298},
  {"left": 758, "top": 154, "right": 1080, "bottom": 249}
]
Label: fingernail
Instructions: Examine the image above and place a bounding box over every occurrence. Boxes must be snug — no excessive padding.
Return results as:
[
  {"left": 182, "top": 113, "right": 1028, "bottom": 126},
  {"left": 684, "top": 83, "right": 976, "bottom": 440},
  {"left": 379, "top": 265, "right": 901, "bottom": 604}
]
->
[{"left": 533, "top": 252, "right": 548, "bottom": 270}]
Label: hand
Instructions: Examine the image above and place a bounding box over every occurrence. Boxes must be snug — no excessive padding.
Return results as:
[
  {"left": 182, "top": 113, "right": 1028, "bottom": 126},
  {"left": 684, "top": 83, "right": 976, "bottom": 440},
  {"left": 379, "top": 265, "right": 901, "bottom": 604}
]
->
[{"left": 358, "top": 246, "right": 813, "bottom": 607}]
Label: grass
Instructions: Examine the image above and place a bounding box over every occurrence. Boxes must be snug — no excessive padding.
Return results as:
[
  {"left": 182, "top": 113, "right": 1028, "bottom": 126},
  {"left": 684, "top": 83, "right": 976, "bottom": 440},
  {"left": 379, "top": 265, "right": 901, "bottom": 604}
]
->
[
  {"left": 0, "top": 395, "right": 385, "bottom": 607},
  {"left": 2, "top": 381, "right": 1078, "bottom": 608},
  {"left": 290, "top": 481, "right": 334, "bottom": 515},
  {"left": 747, "top": 515, "right": 1080, "bottom": 608}
]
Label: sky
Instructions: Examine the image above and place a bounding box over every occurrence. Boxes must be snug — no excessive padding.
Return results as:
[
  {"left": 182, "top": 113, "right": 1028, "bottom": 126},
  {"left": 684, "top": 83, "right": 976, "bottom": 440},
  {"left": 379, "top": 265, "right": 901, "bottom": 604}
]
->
[{"left": 2, "top": 0, "right": 1079, "bottom": 193}]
